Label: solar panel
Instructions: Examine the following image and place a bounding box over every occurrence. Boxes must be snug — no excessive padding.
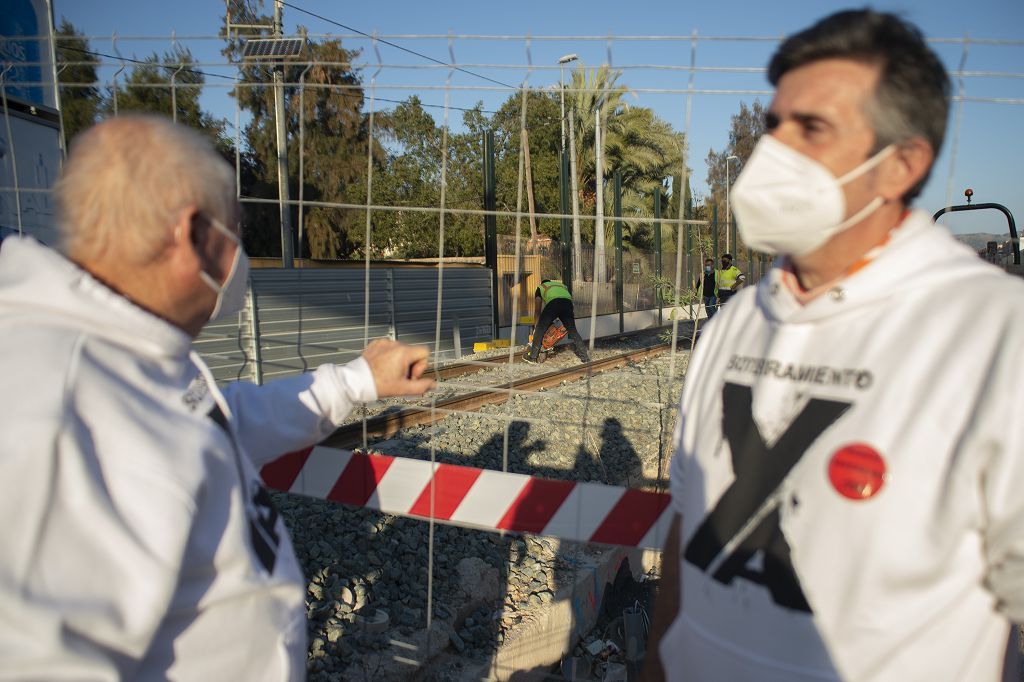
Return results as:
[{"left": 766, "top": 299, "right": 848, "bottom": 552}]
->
[{"left": 242, "top": 38, "right": 304, "bottom": 59}]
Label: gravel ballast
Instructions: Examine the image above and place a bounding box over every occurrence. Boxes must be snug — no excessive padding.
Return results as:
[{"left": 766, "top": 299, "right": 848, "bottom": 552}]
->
[{"left": 273, "top": 335, "right": 692, "bottom": 680}]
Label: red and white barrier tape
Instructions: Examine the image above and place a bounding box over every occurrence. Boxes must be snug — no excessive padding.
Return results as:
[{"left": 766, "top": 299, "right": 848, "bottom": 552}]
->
[{"left": 261, "top": 446, "right": 672, "bottom": 550}]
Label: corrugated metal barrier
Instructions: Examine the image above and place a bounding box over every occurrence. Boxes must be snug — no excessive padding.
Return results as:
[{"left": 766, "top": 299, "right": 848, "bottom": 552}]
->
[{"left": 193, "top": 267, "right": 494, "bottom": 384}]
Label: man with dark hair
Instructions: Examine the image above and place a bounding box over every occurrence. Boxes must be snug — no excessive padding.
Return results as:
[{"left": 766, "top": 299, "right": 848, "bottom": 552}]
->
[
  {"left": 524, "top": 278, "right": 589, "bottom": 364},
  {"left": 647, "top": 9, "right": 1024, "bottom": 681},
  {"left": 696, "top": 257, "right": 718, "bottom": 319},
  {"left": 714, "top": 253, "right": 745, "bottom": 305}
]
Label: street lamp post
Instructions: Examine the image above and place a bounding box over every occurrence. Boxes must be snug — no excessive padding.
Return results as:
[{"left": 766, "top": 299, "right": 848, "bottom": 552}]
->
[
  {"left": 559, "top": 54, "right": 581, "bottom": 281},
  {"left": 725, "top": 155, "right": 739, "bottom": 252},
  {"left": 558, "top": 54, "right": 578, "bottom": 151}
]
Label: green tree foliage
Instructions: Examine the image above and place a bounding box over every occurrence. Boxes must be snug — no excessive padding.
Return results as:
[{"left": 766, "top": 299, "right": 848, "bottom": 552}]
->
[
  {"left": 223, "top": 1, "right": 381, "bottom": 259},
  {"left": 369, "top": 97, "right": 483, "bottom": 259},
  {"left": 704, "top": 100, "right": 767, "bottom": 253},
  {"left": 489, "top": 90, "right": 561, "bottom": 240},
  {"left": 705, "top": 100, "right": 767, "bottom": 215},
  {"left": 564, "top": 65, "right": 685, "bottom": 251},
  {"left": 55, "top": 19, "right": 103, "bottom": 144},
  {"left": 104, "top": 46, "right": 229, "bottom": 155}
]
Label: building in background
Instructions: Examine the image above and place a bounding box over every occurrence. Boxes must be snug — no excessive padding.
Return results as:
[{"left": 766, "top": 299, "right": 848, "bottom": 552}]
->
[{"left": 0, "top": 0, "right": 61, "bottom": 246}]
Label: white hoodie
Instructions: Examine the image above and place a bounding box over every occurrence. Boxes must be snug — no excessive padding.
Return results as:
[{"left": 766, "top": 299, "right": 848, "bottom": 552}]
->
[
  {"left": 0, "top": 237, "right": 377, "bottom": 681},
  {"left": 661, "top": 211, "right": 1024, "bottom": 681}
]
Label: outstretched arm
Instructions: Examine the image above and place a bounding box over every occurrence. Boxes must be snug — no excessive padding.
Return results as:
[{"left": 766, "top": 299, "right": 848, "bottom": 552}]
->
[{"left": 220, "top": 340, "right": 435, "bottom": 467}]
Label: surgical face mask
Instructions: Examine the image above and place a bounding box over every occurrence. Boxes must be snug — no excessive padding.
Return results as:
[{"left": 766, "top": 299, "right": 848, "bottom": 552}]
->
[
  {"left": 197, "top": 216, "right": 249, "bottom": 322},
  {"left": 704, "top": 265, "right": 713, "bottom": 274},
  {"left": 730, "top": 135, "right": 894, "bottom": 256}
]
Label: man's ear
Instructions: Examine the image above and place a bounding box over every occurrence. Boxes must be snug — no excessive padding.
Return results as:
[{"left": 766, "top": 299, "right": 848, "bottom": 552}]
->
[
  {"left": 167, "top": 205, "right": 203, "bottom": 273},
  {"left": 880, "top": 138, "right": 933, "bottom": 202}
]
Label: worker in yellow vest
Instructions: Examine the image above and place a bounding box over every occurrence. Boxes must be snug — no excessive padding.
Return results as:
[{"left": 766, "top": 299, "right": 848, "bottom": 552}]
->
[
  {"left": 525, "top": 279, "right": 590, "bottom": 364},
  {"left": 716, "top": 253, "right": 746, "bottom": 306}
]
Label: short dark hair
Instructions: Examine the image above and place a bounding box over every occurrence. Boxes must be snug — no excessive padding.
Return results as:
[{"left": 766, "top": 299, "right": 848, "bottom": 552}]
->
[
  {"left": 768, "top": 9, "right": 950, "bottom": 203},
  {"left": 704, "top": 258, "right": 714, "bottom": 264},
  {"left": 722, "top": 253, "right": 733, "bottom": 260}
]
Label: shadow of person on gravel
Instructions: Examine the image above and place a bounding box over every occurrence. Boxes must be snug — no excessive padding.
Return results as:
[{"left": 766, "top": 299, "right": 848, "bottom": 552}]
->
[
  {"left": 285, "top": 412, "right": 649, "bottom": 681},
  {"left": 473, "top": 416, "right": 645, "bottom": 681}
]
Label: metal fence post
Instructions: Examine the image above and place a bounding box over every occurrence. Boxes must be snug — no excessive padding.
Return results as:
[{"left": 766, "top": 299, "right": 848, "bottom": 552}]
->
[
  {"left": 614, "top": 170, "right": 624, "bottom": 333},
  {"left": 386, "top": 268, "right": 396, "bottom": 340},
  {"left": 483, "top": 131, "right": 499, "bottom": 337},
  {"left": 559, "top": 150, "right": 573, "bottom": 292},
  {"left": 245, "top": 284, "right": 263, "bottom": 385},
  {"left": 654, "top": 189, "right": 663, "bottom": 326},
  {"left": 684, "top": 202, "right": 693, "bottom": 300},
  {"left": 731, "top": 217, "right": 738, "bottom": 265},
  {"left": 712, "top": 203, "right": 720, "bottom": 263}
]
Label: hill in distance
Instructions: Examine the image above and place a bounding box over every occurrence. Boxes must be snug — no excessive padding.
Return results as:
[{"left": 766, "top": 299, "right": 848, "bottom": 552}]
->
[{"left": 954, "top": 232, "right": 1012, "bottom": 252}]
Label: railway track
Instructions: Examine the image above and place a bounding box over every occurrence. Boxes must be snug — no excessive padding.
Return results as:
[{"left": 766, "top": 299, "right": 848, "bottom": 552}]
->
[
  {"left": 323, "top": 340, "right": 680, "bottom": 449},
  {"left": 422, "top": 323, "right": 688, "bottom": 381}
]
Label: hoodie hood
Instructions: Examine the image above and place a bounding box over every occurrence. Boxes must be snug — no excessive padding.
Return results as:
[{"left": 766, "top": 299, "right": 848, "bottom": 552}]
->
[
  {"left": 0, "top": 236, "right": 192, "bottom": 359},
  {"left": 755, "top": 209, "right": 997, "bottom": 324}
]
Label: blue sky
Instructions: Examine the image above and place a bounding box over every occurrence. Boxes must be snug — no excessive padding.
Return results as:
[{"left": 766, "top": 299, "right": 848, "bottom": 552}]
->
[{"left": 52, "top": 0, "right": 1024, "bottom": 236}]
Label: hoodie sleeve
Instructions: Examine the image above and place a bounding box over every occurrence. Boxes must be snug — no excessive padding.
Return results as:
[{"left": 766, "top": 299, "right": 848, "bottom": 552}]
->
[{"left": 219, "top": 358, "right": 378, "bottom": 468}]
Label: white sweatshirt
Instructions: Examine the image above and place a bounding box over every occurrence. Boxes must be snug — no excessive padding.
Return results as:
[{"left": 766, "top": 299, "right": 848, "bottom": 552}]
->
[
  {"left": 0, "top": 237, "right": 377, "bottom": 681},
  {"left": 661, "top": 210, "right": 1024, "bottom": 681}
]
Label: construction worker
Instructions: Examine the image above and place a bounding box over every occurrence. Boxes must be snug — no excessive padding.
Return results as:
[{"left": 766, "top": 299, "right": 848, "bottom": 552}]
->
[
  {"left": 524, "top": 278, "right": 590, "bottom": 364},
  {"left": 696, "top": 257, "right": 718, "bottom": 319},
  {"left": 715, "top": 253, "right": 746, "bottom": 305}
]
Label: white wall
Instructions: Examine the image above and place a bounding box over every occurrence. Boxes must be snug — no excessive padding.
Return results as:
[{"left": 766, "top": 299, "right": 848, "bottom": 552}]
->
[{"left": 498, "top": 305, "right": 702, "bottom": 345}]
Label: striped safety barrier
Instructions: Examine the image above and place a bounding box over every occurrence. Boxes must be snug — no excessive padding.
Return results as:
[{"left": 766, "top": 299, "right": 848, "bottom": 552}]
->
[{"left": 261, "top": 446, "right": 672, "bottom": 550}]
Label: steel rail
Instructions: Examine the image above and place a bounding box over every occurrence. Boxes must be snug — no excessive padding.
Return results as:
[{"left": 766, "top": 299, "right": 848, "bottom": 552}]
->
[
  {"left": 424, "top": 324, "right": 682, "bottom": 380},
  {"left": 323, "top": 341, "right": 675, "bottom": 449}
]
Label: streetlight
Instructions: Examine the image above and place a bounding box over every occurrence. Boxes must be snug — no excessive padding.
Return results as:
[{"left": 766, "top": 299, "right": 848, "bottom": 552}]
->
[
  {"left": 725, "top": 155, "right": 739, "bottom": 252},
  {"left": 558, "top": 54, "right": 578, "bottom": 151}
]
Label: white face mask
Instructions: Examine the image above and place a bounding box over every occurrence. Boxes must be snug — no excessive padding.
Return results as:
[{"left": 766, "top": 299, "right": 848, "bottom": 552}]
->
[
  {"left": 197, "top": 216, "right": 250, "bottom": 322},
  {"left": 730, "top": 135, "right": 894, "bottom": 256}
]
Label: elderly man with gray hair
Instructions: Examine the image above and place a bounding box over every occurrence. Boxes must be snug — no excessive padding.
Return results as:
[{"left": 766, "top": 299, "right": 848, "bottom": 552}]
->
[{"left": 0, "top": 115, "right": 434, "bottom": 680}]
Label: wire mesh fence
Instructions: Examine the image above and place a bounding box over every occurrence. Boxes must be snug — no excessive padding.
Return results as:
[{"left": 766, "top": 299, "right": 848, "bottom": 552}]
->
[{"left": 3, "top": 18, "right": 1024, "bottom": 679}]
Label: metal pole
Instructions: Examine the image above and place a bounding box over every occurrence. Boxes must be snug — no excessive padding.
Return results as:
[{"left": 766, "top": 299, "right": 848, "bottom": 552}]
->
[
  {"left": 44, "top": 0, "right": 65, "bottom": 160},
  {"left": 614, "top": 170, "right": 624, "bottom": 333},
  {"left": 568, "top": 106, "right": 582, "bottom": 282},
  {"left": 559, "top": 150, "right": 572, "bottom": 291},
  {"left": 725, "top": 164, "right": 730, "bottom": 253},
  {"left": 712, "top": 203, "right": 720, "bottom": 264},
  {"left": 560, "top": 62, "right": 565, "bottom": 151},
  {"left": 685, "top": 207, "right": 692, "bottom": 288},
  {"left": 483, "top": 131, "right": 499, "bottom": 335},
  {"left": 273, "top": 0, "right": 293, "bottom": 268},
  {"left": 654, "top": 190, "right": 663, "bottom": 326},
  {"left": 726, "top": 155, "right": 738, "bottom": 256},
  {"left": 594, "top": 106, "right": 605, "bottom": 284}
]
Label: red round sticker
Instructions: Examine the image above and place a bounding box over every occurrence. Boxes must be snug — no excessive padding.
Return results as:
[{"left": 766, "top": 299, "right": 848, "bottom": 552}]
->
[{"left": 828, "top": 443, "right": 886, "bottom": 500}]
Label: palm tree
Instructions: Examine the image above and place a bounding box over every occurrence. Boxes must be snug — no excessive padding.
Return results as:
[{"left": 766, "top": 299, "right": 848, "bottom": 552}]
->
[{"left": 565, "top": 66, "right": 685, "bottom": 277}]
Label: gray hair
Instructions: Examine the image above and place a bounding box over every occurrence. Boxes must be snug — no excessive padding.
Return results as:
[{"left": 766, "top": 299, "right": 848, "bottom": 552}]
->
[{"left": 56, "top": 114, "right": 235, "bottom": 263}]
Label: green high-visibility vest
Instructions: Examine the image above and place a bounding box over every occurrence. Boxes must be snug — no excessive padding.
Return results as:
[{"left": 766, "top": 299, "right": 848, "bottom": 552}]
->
[{"left": 536, "top": 280, "right": 572, "bottom": 304}]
